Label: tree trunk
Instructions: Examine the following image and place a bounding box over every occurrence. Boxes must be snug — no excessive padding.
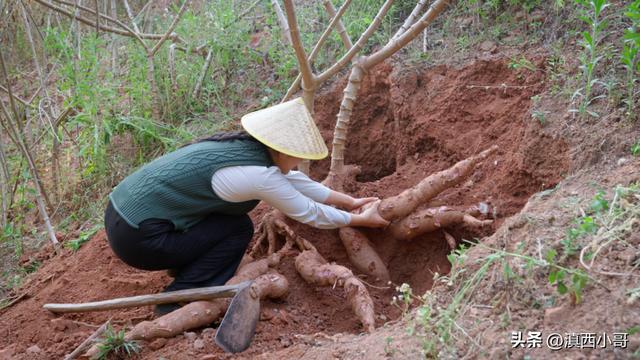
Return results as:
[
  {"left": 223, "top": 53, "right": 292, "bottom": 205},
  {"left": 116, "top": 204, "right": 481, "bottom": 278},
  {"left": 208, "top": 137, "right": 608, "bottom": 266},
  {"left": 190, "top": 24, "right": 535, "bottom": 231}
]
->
[{"left": 329, "top": 62, "right": 365, "bottom": 176}]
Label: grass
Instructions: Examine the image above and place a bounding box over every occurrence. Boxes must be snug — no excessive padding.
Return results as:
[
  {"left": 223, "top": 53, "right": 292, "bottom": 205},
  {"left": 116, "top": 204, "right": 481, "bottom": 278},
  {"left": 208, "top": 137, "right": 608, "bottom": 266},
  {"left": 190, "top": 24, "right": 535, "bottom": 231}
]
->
[
  {"left": 395, "top": 182, "right": 640, "bottom": 356},
  {"left": 94, "top": 324, "right": 140, "bottom": 360},
  {"left": 571, "top": 0, "right": 610, "bottom": 118}
]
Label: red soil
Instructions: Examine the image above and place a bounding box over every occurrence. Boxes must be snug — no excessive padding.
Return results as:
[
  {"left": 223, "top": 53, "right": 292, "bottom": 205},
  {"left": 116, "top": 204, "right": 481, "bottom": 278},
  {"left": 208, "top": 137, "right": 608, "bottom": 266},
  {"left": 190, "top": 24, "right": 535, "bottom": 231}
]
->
[{"left": 0, "top": 57, "right": 570, "bottom": 359}]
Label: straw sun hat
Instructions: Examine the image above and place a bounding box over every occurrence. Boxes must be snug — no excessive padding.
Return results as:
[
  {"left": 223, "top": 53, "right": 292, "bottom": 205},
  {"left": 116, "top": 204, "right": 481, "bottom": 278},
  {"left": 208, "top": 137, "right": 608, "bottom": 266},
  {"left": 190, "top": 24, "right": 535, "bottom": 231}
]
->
[{"left": 241, "top": 97, "right": 329, "bottom": 160}]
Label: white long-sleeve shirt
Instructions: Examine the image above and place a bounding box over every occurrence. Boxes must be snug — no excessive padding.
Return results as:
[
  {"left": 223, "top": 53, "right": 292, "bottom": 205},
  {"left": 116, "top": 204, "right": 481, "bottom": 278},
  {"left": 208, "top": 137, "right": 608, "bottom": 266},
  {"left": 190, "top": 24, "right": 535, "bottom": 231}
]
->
[{"left": 211, "top": 166, "right": 351, "bottom": 229}]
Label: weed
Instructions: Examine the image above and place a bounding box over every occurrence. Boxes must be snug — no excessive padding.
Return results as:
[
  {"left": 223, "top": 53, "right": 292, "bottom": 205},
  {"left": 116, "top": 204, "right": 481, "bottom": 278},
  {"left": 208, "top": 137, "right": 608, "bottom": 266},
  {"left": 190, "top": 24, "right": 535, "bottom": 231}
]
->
[
  {"left": 531, "top": 110, "right": 546, "bottom": 124},
  {"left": 622, "top": 1, "right": 640, "bottom": 118},
  {"left": 508, "top": 56, "right": 536, "bottom": 71},
  {"left": 95, "top": 324, "right": 140, "bottom": 360},
  {"left": 65, "top": 224, "right": 103, "bottom": 252},
  {"left": 571, "top": 0, "right": 611, "bottom": 118},
  {"left": 384, "top": 336, "right": 394, "bottom": 356},
  {"left": 631, "top": 139, "right": 640, "bottom": 156}
]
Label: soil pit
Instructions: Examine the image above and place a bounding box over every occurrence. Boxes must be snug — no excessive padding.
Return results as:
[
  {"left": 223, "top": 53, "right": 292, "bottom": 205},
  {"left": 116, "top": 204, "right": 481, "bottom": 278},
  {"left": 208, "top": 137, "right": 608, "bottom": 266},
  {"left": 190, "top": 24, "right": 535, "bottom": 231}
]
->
[{"left": 0, "top": 57, "right": 570, "bottom": 359}]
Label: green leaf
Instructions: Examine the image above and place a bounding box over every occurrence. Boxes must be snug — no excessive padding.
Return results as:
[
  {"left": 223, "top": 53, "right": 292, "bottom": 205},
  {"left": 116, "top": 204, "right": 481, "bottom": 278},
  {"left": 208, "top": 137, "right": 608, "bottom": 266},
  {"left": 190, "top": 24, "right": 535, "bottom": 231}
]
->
[
  {"left": 545, "top": 248, "right": 558, "bottom": 263},
  {"left": 549, "top": 271, "right": 557, "bottom": 284},
  {"left": 557, "top": 282, "right": 568, "bottom": 294}
]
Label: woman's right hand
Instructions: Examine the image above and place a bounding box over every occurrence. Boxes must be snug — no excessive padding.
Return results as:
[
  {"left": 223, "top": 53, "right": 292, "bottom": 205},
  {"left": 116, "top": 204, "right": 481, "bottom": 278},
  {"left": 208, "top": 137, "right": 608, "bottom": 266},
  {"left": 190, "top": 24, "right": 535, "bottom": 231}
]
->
[{"left": 348, "top": 200, "right": 390, "bottom": 228}]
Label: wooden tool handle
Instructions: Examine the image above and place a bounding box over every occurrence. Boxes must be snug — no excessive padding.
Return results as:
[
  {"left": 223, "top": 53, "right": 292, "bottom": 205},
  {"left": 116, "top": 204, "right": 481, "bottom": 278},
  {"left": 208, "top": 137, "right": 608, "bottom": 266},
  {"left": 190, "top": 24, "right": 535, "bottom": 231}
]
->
[{"left": 43, "top": 281, "right": 251, "bottom": 313}]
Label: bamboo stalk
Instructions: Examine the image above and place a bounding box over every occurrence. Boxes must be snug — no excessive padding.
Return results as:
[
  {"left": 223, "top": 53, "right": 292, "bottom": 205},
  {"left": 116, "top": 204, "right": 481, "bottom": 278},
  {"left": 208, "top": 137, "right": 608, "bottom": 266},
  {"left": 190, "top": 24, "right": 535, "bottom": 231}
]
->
[{"left": 44, "top": 282, "right": 251, "bottom": 313}]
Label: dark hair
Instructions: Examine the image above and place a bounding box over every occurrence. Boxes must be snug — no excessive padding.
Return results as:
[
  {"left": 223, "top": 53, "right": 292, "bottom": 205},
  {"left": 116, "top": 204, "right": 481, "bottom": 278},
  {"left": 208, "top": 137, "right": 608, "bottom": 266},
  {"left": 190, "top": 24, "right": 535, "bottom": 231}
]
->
[
  {"left": 181, "top": 130, "right": 258, "bottom": 148},
  {"left": 197, "top": 130, "right": 256, "bottom": 143}
]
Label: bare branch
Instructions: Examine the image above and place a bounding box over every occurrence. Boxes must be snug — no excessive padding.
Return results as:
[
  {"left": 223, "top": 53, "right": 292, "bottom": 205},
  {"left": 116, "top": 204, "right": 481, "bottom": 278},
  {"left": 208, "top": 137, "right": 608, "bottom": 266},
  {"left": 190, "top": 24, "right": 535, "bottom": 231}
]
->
[
  {"left": 0, "top": 51, "right": 58, "bottom": 247},
  {"left": 317, "top": 0, "right": 395, "bottom": 84},
  {"left": 149, "top": 0, "right": 190, "bottom": 56},
  {"left": 322, "top": 0, "right": 353, "bottom": 49},
  {"left": 271, "top": 0, "right": 292, "bottom": 46},
  {"left": 63, "top": 321, "right": 110, "bottom": 360},
  {"left": 168, "top": 44, "right": 178, "bottom": 92},
  {"left": 237, "top": 0, "right": 262, "bottom": 21},
  {"left": 364, "top": 0, "right": 450, "bottom": 68},
  {"left": 282, "top": 0, "right": 352, "bottom": 102},
  {"left": 283, "top": 0, "right": 316, "bottom": 108},
  {"left": 94, "top": 0, "right": 99, "bottom": 35},
  {"left": 110, "top": 0, "right": 118, "bottom": 73},
  {"left": 0, "top": 136, "right": 9, "bottom": 228},
  {"left": 122, "top": 0, "right": 141, "bottom": 33},
  {"left": 32, "top": 0, "right": 161, "bottom": 42},
  {"left": 135, "top": 0, "right": 154, "bottom": 20},
  {"left": 0, "top": 85, "right": 30, "bottom": 106},
  {"left": 392, "top": 0, "right": 429, "bottom": 40},
  {"left": 192, "top": 48, "right": 213, "bottom": 99},
  {"left": 20, "top": 1, "right": 55, "bottom": 115}
]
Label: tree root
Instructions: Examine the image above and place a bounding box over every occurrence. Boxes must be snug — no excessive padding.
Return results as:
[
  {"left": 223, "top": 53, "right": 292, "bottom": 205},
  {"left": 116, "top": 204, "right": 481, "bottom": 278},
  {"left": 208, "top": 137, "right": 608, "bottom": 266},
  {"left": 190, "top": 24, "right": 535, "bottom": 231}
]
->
[
  {"left": 250, "top": 209, "right": 295, "bottom": 257},
  {"left": 294, "top": 239, "right": 375, "bottom": 333}
]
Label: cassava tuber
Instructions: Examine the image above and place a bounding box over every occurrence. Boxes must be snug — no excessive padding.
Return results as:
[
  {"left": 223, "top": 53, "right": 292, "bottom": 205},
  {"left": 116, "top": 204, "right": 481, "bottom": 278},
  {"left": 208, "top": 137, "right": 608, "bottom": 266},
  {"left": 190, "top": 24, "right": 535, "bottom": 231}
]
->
[
  {"left": 295, "top": 245, "right": 375, "bottom": 332},
  {"left": 338, "top": 227, "right": 390, "bottom": 283}
]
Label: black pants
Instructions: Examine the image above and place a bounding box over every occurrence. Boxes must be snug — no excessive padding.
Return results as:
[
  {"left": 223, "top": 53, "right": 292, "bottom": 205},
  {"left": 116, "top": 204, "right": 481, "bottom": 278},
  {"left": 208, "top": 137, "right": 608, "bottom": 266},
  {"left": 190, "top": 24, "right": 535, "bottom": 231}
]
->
[{"left": 104, "top": 201, "right": 253, "bottom": 292}]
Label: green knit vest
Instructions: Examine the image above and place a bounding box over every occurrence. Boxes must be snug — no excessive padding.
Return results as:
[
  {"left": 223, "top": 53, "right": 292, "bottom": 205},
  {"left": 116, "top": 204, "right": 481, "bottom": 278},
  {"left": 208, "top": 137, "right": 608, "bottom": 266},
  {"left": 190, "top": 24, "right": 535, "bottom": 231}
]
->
[{"left": 109, "top": 139, "right": 272, "bottom": 230}]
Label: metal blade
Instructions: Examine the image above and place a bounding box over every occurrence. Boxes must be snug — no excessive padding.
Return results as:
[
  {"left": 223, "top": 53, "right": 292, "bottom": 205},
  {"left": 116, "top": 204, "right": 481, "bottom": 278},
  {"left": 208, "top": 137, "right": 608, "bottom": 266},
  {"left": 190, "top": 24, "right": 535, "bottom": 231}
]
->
[{"left": 214, "top": 282, "right": 260, "bottom": 353}]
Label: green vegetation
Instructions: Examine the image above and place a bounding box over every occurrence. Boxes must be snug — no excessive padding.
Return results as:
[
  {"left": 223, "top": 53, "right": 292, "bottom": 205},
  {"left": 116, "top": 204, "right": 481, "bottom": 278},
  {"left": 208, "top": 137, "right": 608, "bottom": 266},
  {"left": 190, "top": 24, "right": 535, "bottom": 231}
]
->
[
  {"left": 632, "top": 139, "right": 640, "bottom": 156},
  {"left": 395, "top": 183, "right": 639, "bottom": 356},
  {"left": 571, "top": 0, "right": 609, "bottom": 117},
  {"left": 65, "top": 224, "right": 103, "bottom": 252},
  {"left": 94, "top": 324, "right": 140, "bottom": 360},
  {"left": 622, "top": 1, "right": 640, "bottom": 118}
]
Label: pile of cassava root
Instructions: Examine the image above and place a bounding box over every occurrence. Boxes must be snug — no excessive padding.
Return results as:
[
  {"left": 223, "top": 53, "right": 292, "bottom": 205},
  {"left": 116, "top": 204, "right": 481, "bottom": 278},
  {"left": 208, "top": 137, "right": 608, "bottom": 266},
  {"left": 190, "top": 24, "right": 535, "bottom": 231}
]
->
[{"left": 86, "top": 146, "right": 496, "bottom": 355}]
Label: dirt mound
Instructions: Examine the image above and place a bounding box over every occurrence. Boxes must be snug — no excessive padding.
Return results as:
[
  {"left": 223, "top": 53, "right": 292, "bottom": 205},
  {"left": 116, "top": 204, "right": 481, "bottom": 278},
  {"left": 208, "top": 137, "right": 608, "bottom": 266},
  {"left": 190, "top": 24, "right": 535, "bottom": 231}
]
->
[{"left": 0, "top": 57, "right": 569, "bottom": 359}]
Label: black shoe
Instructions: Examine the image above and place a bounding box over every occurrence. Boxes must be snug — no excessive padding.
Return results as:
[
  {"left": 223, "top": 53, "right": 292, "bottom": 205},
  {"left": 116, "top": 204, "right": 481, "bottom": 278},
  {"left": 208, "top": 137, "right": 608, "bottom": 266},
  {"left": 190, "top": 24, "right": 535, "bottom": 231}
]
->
[{"left": 154, "top": 303, "right": 182, "bottom": 316}]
